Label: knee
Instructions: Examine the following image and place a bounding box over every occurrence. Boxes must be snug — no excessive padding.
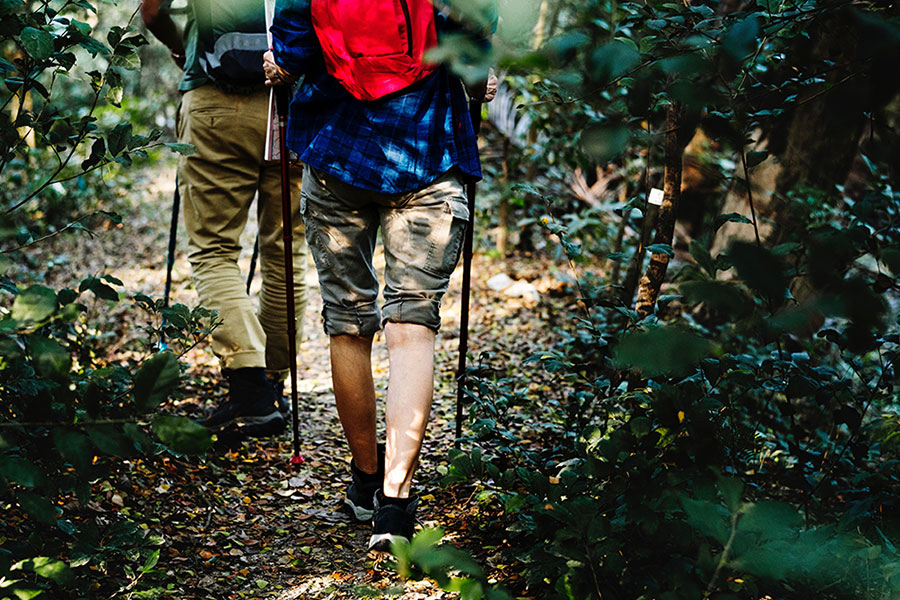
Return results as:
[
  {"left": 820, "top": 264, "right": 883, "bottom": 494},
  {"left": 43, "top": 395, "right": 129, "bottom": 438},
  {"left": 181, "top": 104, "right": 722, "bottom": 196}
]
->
[{"left": 384, "top": 322, "right": 435, "bottom": 348}]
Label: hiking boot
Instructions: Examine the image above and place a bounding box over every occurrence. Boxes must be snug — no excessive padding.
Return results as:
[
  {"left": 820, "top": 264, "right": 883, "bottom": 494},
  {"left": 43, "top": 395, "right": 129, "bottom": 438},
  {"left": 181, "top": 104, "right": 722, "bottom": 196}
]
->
[
  {"left": 272, "top": 379, "right": 291, "bottom": 419},
  {"left": 197, "top": 368, "right": 285, "bottom": 436},
  {"left": 368, "top": 491, "right": 419, "bottom": 553},
  {"left": 345, "top": 443, "right": 385, "bottom": 522}
]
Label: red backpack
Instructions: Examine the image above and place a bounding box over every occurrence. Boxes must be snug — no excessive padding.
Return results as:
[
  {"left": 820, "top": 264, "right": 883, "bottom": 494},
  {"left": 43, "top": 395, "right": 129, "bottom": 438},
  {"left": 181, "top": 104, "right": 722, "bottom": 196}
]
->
[{"left": 311, "top": 0, "right": 439, "bottom": 101}]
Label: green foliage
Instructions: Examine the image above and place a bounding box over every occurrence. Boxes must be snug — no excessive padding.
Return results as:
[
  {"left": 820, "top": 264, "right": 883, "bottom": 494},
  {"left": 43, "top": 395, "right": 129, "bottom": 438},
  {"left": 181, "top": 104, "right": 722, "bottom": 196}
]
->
[
  {"left": 1, "top": 3, "right": 212, "bottom": 597},
  {"left": 440, "top": 26, "right": 900, "bottom": 583},
  {"left": 447, "top": 159, "right": 900, "bottom": 597},
  {"left": 0, "top": 269, "right": 217, "bottom": 598},
  {"left": 393, "top": 529, "right": 511, "bottom": 600},
  {"left": 0, "top": 0, "right": 182, "bottom": 233}
]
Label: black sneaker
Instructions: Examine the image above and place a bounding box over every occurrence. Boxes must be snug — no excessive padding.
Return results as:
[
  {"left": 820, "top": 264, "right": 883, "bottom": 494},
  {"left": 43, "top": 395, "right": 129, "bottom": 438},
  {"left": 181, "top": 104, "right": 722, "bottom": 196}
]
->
[
  {"left": 368, "top": 491, "right": 419, "bottom": 553},
  {"left": 197, "top": 368, "right": 285, "bottom": 436},
  {"left": 345, "top": 443, "right": 385, "bottom": 522}
]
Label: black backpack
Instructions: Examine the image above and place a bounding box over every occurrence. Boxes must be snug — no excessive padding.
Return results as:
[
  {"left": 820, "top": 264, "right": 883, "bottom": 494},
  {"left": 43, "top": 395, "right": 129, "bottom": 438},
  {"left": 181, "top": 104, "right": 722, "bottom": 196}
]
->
[{"left": 192, "top": 0, "right": 268, "bottom": 89}]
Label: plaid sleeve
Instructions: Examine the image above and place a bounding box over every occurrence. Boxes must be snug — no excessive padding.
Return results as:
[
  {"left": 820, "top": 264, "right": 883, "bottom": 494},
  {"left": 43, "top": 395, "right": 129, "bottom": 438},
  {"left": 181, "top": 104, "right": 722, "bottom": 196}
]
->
[{"left": 271, "top": 0, "right": 324, "bottom": 76}]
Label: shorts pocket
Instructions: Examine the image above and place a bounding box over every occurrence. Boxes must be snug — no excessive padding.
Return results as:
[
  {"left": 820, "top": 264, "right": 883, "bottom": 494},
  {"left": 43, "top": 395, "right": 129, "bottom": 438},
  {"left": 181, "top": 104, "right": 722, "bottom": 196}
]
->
[
  {"left": 300, "top": 191, "right": 335, "bottom": 273},
  {"left": 423, "top": 199, "right": 468, "bottom": 277}
]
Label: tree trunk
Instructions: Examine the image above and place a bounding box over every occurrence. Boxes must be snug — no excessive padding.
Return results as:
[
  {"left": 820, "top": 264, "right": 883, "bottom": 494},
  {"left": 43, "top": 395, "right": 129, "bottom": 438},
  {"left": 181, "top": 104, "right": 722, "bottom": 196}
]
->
[
  {"left": 609, "top": 184, "right": 629, "bottom": 285},
  {"left": 496, "top": 137, "right": 511, "bottom": 256},
  {"left": 635, "top": 103, "right": 686, "bottom": 317},
  {"left": 532, "top": 0, "right": 550, "bottom": 50}
]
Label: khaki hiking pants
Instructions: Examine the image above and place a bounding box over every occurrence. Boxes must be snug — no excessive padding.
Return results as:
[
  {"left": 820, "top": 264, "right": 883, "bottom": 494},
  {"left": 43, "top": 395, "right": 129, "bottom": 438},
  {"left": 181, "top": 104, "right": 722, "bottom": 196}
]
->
[{"left": 176, "top": 84, "right": 308, "bottom": 378}]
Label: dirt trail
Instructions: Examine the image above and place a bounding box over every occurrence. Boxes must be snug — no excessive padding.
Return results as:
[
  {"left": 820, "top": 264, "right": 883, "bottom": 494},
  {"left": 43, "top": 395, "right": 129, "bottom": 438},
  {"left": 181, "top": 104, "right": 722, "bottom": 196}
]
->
[{"left": 26, "top": 164, "right": 562, "bottom": 599}]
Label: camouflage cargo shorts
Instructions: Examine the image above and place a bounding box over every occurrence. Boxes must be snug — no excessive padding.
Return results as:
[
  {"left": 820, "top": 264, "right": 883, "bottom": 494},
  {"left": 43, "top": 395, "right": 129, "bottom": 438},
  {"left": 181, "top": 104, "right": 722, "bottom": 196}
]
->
[{"left": 300, "top": 165, "right": 469, "bottom": 337}]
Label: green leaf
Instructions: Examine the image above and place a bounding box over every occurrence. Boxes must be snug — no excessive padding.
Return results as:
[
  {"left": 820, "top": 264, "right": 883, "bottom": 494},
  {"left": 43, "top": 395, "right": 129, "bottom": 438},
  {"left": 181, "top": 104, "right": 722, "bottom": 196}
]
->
[
  {"left": 110, "top": 48, "right": 140, "bottom": 70},
  {"left": 107, "top": 25, "right": 125, "bottom": 47},
  {"left": 680, "top": 281, "right": 753, "bottom": 317},
  {"left": 81, "top": 137, "right": 106, "bottom": 170},
  {"left": 728, "top": 241, "right": 788, "bottom": 307},
  {"left": 27, "top": 336, "right": 71, "bottom": 380},
  {"left": 881, "top": 247, "right": 900, "bottom": 277},
  {"left": 0, "top": 319, "right": 20, "bottom": 334},
  {"left": 715, "top": 212, "right": 752, "bottom": 230},
  {"left": 589, "top": 40, "right": 640, "bottom": 84},
  {"left": 13, "top": 588, "right": 44, "bottom": 600},
  {"left": 646, "top": 243, "right": 674, "bottom": 257},
  {"left": 70, "top": 19, "right": 91, "bottom": 37},
  {"left": 717, "top": 476, "right": 744, "bottom": 512},
  {"left": 53, "top": 428, "right": 93, "bottom": 473},
  {"left": 0, "top": 456, "right": 47, "bottom": 488},
  {"left": 0, "top": 254, "right": 11, "bottom": 274},
  {"left": 582, "top": 124, "right": 630, "bottom": 162},
  {"left": 123, "top": 423, "right": 155, "bottom": 454},
  {"left": 0, "top": 337, "right": 21, "bottom": 358},
  {"left": 86, "top": 425, "right": 133, "bottom": 457},
  {"left": 16, "top": 492, "right": 58, "bottom": 525},
  {"left": 722, "top": 14, "right": 760, "bottom": 62},
  {"left": 11, "top": 286, "right": 57, "bottom": 322},
  {"left": 107, "top": 122, "right": 132, "bottom": 156},
  {"left": 164, "top": 142, "right": 197, "bottom": 156},
  {"left": 689, "top": 240, "right": 715, "bottom": 275},
  {"left": 13, "top": 557, "right": 74, "bottom": 586},
  {"left": 629, "top": 416, "right": 652, "bottom": 438},
  {"left": 57, "top": 519, "right": 77, "bottom": 535},
  {"left": 746, "top": 150, "right": 769, "bottom": 168},
  {"left": 152, "top": 415, "right": 212, "bottom": 455},
  {"left": 614, "top": 327, "right": 709, "bottom": 377},
  {"left": 19, "top": 27, "right": 55, "bottom": 60},
  {"left": 133, "top": 352, "right": 180, "bottom": 412},
  {"left": 255, "top": 580, "right": 268, "bottom": 589},
  {"left": 107, "top": 85, "right": 123, "bottom": 107},
  {"left": 681, "top": 496, "right": 730, "bottom": 544},
  {"left": 739, "top": 501, "right": 802, "bottom": 540},
  {"left": 142, "top": 550, "right": 160, "bottom": 573}
]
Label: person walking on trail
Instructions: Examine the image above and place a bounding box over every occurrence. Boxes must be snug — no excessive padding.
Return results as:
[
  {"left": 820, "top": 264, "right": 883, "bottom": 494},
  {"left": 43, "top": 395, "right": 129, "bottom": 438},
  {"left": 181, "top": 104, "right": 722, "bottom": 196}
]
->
[
  {"left": 141, "top": 0, "right": 309, "bottom": 438},
  {"left": 266, "top": 0, "right": 496, "bottom": 551}
]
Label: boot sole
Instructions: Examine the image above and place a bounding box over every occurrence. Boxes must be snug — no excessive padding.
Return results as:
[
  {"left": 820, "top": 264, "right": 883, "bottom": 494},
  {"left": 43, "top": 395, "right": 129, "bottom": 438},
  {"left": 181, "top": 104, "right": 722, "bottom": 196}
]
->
[
  {"left": 367, "top": 532, "right": 407, "bottom": 553},
  {"left": 344, "top": 497, "right": 375, "bottom": 522},
  {"left": 200, "top": 411, "right": 284, "bottom": 432}
]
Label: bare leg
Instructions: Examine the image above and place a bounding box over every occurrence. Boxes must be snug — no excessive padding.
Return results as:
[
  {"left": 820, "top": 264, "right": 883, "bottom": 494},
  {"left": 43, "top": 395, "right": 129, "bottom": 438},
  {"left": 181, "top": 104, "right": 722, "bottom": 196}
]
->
[
  {"left": 383, "top": 322, "right": 435, "bottom": 498},
  {"left": 329, "top": 334, "right": 378, "bottom": 474}
]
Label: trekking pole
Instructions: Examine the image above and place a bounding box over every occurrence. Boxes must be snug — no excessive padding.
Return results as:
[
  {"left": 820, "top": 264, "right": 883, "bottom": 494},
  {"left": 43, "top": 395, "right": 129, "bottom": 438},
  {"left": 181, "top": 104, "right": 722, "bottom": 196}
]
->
[
  {"left": 274, "top": 85, "right": 303, "bottom": 466},
  {"left": 246, "top": 234, "right": 259, "bottom": 294},
  {"left": 160, "top": 179, "right": 181, "bottom": 351},
  {"left": 455, "top": 101, "right": 482, "bottom": 447}
]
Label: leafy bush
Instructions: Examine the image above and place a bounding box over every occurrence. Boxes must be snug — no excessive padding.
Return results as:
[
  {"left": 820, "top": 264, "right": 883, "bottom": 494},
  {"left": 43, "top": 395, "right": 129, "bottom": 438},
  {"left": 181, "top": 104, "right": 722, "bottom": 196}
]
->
[
  {"left": 1, "top": 2, "right": 210, "bottom": 598},
  {"left": 425, "top": 1, "right": 900, "bottom": 597},
  {"left": 442, "top": 153, "right": 899, "bottom": 598},
  {"left": 0, "top": 271, "right": 218, "bottom": 598},
  {"left": 1, "top": 0, "right": 190, "bottom": 229}
]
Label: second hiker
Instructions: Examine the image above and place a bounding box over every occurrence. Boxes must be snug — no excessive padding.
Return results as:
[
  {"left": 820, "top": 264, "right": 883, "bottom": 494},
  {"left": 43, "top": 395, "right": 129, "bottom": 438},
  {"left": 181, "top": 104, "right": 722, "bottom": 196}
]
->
[{"left": 142, "top": 0, "right": 309, "bottom": 437}]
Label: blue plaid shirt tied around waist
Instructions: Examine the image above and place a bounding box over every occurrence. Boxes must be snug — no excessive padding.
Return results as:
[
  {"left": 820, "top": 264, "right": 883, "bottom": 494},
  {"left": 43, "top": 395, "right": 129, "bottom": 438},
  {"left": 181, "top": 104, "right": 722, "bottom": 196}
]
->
[{"left": 270, "top": 0, "right": 482, "bottom": 195}]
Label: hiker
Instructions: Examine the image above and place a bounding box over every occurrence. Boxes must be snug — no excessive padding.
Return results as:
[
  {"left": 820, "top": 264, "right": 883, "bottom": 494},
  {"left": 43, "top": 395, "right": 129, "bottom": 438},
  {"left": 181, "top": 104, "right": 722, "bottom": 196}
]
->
[
  {"left": 141, "top": 0, "right": 308, "bottom": 437},
  {"left": 266, "top": 0, "right": 496, "bottom": 551}
]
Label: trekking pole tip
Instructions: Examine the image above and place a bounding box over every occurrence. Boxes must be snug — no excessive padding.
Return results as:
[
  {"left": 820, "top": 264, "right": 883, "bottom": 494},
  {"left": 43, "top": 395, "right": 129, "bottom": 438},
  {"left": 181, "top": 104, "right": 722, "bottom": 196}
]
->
[{"left": 289, "top": 454, "right": 305, "bottom": 467}]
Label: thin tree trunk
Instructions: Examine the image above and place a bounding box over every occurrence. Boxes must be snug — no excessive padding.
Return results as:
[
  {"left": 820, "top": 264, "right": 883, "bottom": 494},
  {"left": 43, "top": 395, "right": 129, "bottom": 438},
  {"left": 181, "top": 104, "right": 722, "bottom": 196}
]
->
[
  {"left": 635, "top": 103, "right": 685, "bottom": 317},
  {"left": 496, "top": 137, "right": 511, "bottom": 256},
  {"left": 532, "top": 0, "right": 550, "bottom": 50},
  {"left": 609, "top": 184, "right": 629, "bottom": 284}
]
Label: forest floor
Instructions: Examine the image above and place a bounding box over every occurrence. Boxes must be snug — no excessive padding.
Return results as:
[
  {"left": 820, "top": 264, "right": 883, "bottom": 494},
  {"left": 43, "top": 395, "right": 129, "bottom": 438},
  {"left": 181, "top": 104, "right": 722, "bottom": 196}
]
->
[{"left": 22, "top": 163, "right": 573, "bottom": 599}]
